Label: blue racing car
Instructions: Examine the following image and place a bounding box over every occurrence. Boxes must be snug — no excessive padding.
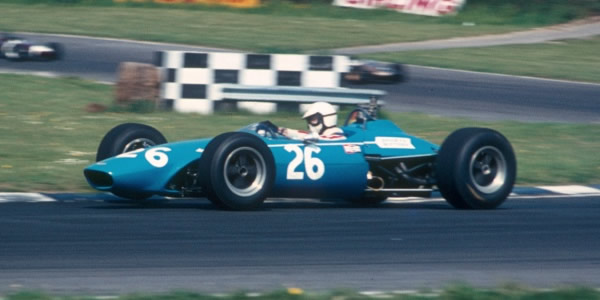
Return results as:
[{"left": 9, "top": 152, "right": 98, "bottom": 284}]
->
[{"left": 83, "top": 104, "right": 516, "bottom": 210}]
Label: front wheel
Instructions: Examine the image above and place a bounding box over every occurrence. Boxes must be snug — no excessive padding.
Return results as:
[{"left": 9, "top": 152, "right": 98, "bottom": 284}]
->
[
  {"left": 436, "top": 128, "right": 516, "bottom": 209},
  {"left": 94, "top": 123, "right": 167, "bottom": 201},
  {"left": 200, "top": 132, "right": 275, "bottom": 211},
  {"left": 46, "top": 42, "right": 64, "bottom": 60},
  {"left": 96, "top": 123, "right": 167, "bottom": 162}
]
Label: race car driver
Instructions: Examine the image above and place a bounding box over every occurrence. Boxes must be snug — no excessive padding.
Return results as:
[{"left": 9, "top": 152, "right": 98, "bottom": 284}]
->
[{"left": 259, "top": 101, "right": 346, "bottom": 141}]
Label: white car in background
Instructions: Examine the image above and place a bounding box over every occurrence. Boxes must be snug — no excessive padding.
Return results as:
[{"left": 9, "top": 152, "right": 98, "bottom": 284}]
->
[{"left": 0, "top": 34, "right": 63, "bottom": 61}]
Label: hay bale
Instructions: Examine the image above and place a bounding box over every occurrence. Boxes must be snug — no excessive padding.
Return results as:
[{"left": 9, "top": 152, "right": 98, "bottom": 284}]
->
[
  {"left": 85, "top": 103, "right": 108, "bottom": 113},
  {"left": 114, "top": 62, "right": 160, "bottom": 107}
]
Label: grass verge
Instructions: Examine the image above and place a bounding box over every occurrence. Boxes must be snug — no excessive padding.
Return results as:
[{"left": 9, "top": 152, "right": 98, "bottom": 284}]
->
[
  {"left": 0, "top": 74, "right": 598, "bottom": 192},
  {"left": 0, "top": 3, "right": 521, "bottom": 53},
  {"left": 364, "top": 36, "right": 600, "bottom": 84},
  {"left": 1, "top": 2, "right": 599, "bottom": 83},
  {"left": 4, "top": 285, "right": 600, "bottom": 300},
  {"left": 1, "top": 1, "right": 598, "bottom": 53}
]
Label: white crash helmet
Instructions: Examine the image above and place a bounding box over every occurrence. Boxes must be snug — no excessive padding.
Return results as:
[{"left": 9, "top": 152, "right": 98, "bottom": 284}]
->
[{"left": 302, "top": 102, "right": 338, "bottom": 135}]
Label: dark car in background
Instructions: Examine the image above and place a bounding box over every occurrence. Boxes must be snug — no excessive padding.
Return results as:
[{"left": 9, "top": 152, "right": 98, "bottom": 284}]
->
[{"left": 343, "top": 59, "right": 406, "bottom": 84}]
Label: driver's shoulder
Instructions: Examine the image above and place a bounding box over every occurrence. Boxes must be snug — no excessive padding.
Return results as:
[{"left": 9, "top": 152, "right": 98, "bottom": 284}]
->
[{"left": 319, "top": 128, "right": 346, "bottom": 141}]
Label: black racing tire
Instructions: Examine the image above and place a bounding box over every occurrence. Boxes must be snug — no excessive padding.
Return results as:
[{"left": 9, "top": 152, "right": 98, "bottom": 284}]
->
[
  {"left": 47, "top": 42, "right": 64, "bottom": 60},
  {"left": 95, "top": 123, "right": 167, "bottom": 162},
  {"left": 197, "top": 132, "right": 238, "bottom": 208},
  {"left": 392, "top": 63, "right": 407, "bottom": 83},
  {"left": 95, "top": 123, "right": 166, "bottom": 202},
  {"left": 357, "top": 71, "right": 370, "bottom": 84},
  {"left": 199, "top": 132, "right": 275, "bottom": 211},
  {"left": 5, "top": 44, "right": 28, "bottom": 61},
  {"left": 436, "top": 128, "right": 516, "bottom": 209},
  {"left": 15, "top": 44, "right": 29, "bottom": 60}
]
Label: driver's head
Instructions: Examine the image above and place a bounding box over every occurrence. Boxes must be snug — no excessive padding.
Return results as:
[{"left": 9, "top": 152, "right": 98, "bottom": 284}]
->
[{"left": 302, "top": 102, "right": 337, "bottom": 135}]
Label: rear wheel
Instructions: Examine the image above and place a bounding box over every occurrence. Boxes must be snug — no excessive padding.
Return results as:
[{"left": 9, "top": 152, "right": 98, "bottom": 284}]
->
[
  {"left": 199, "top": 132, "right": 275, "bottom": 210},
  {"left": 436, "top": 128, "right": 516, "bottom": 209},
  {"left": 7, "top": 44, "right": 29, "bottom": 61},
  {"left": 390, "top": 63, "right": 406, "bottom": 83}
]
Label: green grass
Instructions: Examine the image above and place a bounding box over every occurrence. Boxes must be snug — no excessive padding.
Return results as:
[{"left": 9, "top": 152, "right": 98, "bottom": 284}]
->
[
  {"left": 0, "top": 3, "right": 519, "bottom": 53},
  {"left": 5, "top": 0, "right": 599, "bottom": 24},
  {"left": 364, "top": 37, "right": 600, "bottom": 84},
  {"left": 0, "top": 74, "right": 598, "bottom": 192},
  {"left": 1, "top": 1, "right": 599, "bottom": 82},
  {"left": 1, "top": 0, "right": 598, "bottom": 53},
  {"left": 1, "top": 0, "right": 599, "bottom": 82},
  {"left": 4, "top": 285, "right": 600, "bottom": 300}
]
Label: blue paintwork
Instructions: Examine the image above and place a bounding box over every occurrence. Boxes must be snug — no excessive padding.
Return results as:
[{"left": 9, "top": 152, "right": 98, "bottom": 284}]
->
[
  {"left": 265, "top": 140, "right": 369, "bottom": 199},
  {"left": 358, "top": 120, "right": 439, "bottom": 157},
  {"left": 85, "top": 139, "right": 211, "bottom": 196},
  {"left": 84, "top": 119, "right": 439, "bottom": 199}
]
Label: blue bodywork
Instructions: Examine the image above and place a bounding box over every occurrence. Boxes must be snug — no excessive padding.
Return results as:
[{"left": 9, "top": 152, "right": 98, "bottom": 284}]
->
[{"left": 84, "top": 118, "right": 439, "bottom": 200}]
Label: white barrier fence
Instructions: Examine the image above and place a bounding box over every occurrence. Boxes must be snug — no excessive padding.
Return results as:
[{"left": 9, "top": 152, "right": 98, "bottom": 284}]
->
[{"left": 154, "top": 51, "right": 385, "bottom": 114}]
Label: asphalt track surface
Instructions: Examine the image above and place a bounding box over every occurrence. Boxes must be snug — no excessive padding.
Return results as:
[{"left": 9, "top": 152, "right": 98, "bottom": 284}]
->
[
  {"left": 1, "top": 33, "right": 599, "bottom": 123},
  {"left": 1, "top": 194, "right": 600, "bottom": 294},
  {"left": 332, "top": 17, "right": 600, "bottom": 54},
  {"left": 1, "top": 30, "right": 599, "bottom": 294}
]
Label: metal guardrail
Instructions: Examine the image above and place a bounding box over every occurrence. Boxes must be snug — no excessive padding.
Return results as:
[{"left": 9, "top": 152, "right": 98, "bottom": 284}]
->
[{"left": 218, "top": 84, "right": 386, "bottom": 105}]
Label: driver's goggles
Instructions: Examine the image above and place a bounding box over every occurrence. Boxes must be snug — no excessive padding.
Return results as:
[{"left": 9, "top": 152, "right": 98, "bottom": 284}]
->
[{"left": 307, "top": 115, "right": 321, "bottom": 125}]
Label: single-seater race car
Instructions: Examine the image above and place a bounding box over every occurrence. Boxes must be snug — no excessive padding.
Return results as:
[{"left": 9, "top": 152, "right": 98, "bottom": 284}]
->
[
  {"left": 343, "top": 59, "right": 406, "bottom": 84},
  {"left": 83, "top": 104, "right": 516, "bottom": 211},
  {"left": 0, "top": 34, "right": 64, "bottom": 61}
]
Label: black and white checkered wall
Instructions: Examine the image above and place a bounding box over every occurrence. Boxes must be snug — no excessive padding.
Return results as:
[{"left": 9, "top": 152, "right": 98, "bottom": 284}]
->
[{"left": 154, "top": 51, "right": 351, "bottom": 114}]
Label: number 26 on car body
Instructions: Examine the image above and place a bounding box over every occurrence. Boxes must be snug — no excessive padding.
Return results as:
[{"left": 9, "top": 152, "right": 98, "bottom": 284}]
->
[{"left": 284, "top": 145, "right": 325, "bottom": 181}]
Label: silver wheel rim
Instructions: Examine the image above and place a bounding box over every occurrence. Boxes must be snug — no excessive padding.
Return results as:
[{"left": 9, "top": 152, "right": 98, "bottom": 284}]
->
[
  {"left": 123, "top": 138, "right": 156, "bottom": 153},
  {"left": 224, "top": 147, "right": 266, "bottom": 197},
  {"left": 469, "top": 146, "right": 507, "bottom": 194}
]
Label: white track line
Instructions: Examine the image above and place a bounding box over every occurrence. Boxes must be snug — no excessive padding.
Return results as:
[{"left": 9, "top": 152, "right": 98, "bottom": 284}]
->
[
  {"left": 0, "top": 193, "right": 55, "bottom": 203},
  {"left": 536, "top": 185, "right": 600, "bottom": 195},
  {"left": 1, "top": 187, "right": 600, "bottom": 204}
]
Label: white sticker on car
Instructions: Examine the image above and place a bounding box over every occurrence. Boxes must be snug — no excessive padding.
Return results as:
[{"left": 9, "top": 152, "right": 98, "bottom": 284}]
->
[
  {"left": 343, "top": 144, "right": 362, "bottom": 154},
  {"left": 374, "top": 137, "right": 415, "bottom": 149}
]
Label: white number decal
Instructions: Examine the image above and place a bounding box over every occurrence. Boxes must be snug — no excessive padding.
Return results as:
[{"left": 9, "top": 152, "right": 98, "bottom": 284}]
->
[
  {"left": 284, "top": 145, "right": 304, "bottom": 180},
  {"left": 116, "top": 147, "right": 171, "bottom": 168},
  {"left": 145, "top": 147, "right": 171, "bottom": 168},
  {"left": 117, "top": 148, "right": 144, "bottom": 158},
  {"left": 304, "top": 146, "right": 325, "bottom": 180},
  {"left": 284, "top": 145, "right": 325, "bottom": 180}
]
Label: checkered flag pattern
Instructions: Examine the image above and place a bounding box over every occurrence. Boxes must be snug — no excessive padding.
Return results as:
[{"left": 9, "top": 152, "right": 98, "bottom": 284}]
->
[{"left": 154, "top": 51, "right": 351, "bottom": 114}]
